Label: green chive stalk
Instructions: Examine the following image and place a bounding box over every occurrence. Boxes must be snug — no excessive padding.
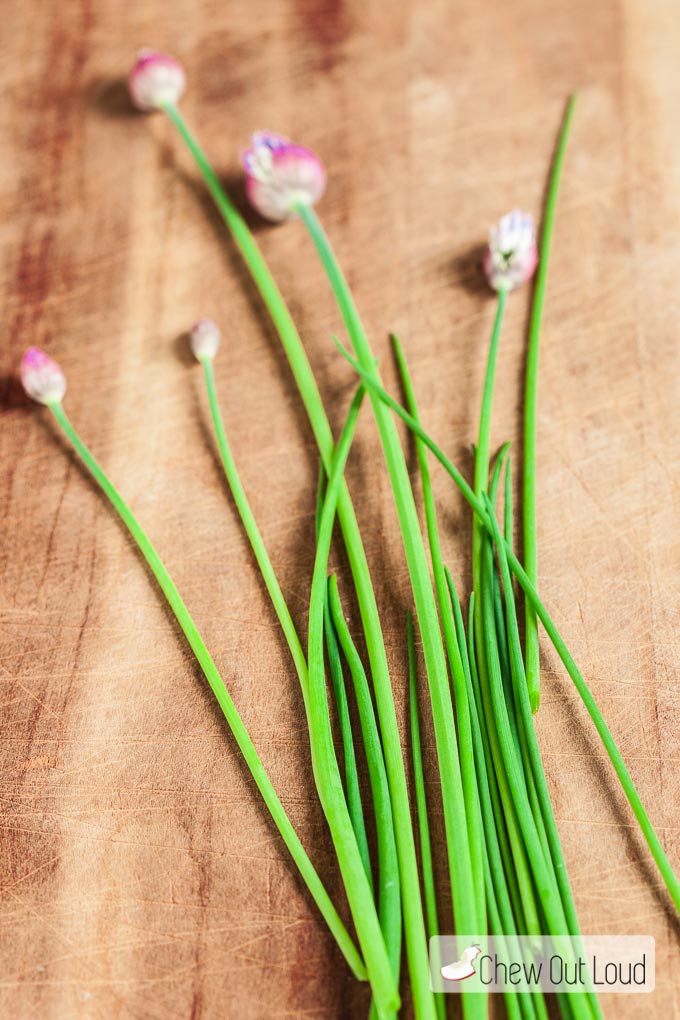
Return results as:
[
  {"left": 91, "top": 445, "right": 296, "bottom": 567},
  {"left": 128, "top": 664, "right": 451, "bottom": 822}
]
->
[
  {"left": 314, "top": 472, "right": 372, "bottom": 887},
  {"left": 523, "top": 94, "right": 578, "bottom": 714},
  {"left": 200, "top": 354, "right": 309, "bottom": 703},
  {"left": 305, "top": 385, "right": 400, "bottom": 1019},
  {"left": 335, "top": 354, "right": 680, "bottom": 916},
  {"left": 46, "top": 399, "right": 365, "bottom": 981},
  {"left": 324, "top": 599, "right": 373, "bottom": 888},
  {"left": 298, "top": 203, "right": 483, "bottom": 1020},
  {"left": 328, "top": 576, "right": 402, "bottom": 990},
  {"left": 159, "top": 102, "right": 434, "bottom": 1020},
  {"left": 473, "top": 287, "right": 509, "bottom": 600},
  {"left": 407, "top": 613, "right": 446, "bottom": 1020}
]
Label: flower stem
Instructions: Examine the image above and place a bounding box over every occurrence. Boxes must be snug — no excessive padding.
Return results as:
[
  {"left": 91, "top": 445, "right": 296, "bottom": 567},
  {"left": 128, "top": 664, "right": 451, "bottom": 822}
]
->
[
  {"left": 201, "top": 356, "right": 309, "bottom": 703},
  {"left": 161, "top": 104, "right": 432, "bottom": 1018},
  {"left": 47, "top": 399, "right": 366, "bottom": 981},
  {"left": 332, "top": 355, "right": 680, "bottom": 916},
  {"left": 298, "top": 202, "right": 483, "bottom": 1020},
  {"left": 524, "top": 94, "right": 578, "bottom": 714},
  {"left": 473, "top": 287, "right": 509, "bottom": 598},
  {"left": 323, "top": 593, "right": 373, "bottom": 889},
  {"left": 407, "top": 612, "right": 447, "bottom": 1020},
  {"left": 328, "top": 575, "right": 402, "bottom": 986}
]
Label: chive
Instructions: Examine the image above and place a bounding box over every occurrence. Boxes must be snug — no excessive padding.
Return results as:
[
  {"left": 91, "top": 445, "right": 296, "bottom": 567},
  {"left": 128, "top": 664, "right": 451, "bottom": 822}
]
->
[
  {"left": 324, "top": 594, "right": 373, "bottom": 890},
  {"left": 200, "top": 356, "right": 309, "bottom": 703},
  {"left": 524, "top": 95, "right": 578, "bottom": 714},
  {"left": 504, "top": 457, "right": 513, "bottom": 548},
  {"left": 314, "top": 470, "right": 372, "bottom": 889},
  {"left": 47, "top": 400, "right": 366, "bottom": 981},
  {"left": 468, "top": 292, "right": 529, "bottom": 1008},
  {"left": 160, "top": 103, "right": 433, "bottom": 1019},
  {"left": 393, "top": 332, "right": 485, "bottom": 936},
  {"left": 472, "top": 287, "right": 509, "bottom": 604},
  {"left": 328, "top": 575, "right": 402, "bottom": 987},
  {"left": 489, "top": 448, "right": 519, "bottom": 744},
  {"left": 307, "top": 386, "right": 400, "bottom": 1019},
  {"left": 334, "top": 355, "right": 680, "bottom": 917},
  {"left": 407, "top": 612, "right": 447, "bottom": 1020}
]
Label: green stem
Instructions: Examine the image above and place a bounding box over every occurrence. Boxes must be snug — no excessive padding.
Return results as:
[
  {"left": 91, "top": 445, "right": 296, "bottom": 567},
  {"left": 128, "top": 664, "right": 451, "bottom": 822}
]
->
[
  {"left": 323, "top": 594, "right": 373, "bottom": 889},
  {"left": 334, "top": 357, "right": 680, "bottom": 916},
  {"left": 407, "top": 613, "right": 447, "bottom": 1020},
  {"left": 162, "top": 102, "right": 432, "bottom": 1019},
  {"left": 307, "top": 386, "right": 399, "bottom": 1019},
  {"left": 47, "top": 400, "right": 365, "bottom": 980},
  {"left": 201, "top": 356, "right": 309, "bottom": 703},
  {"left": 473, "top": 287, "right": 509, "bottom": 598},
  {"left": 328, "top": 576, "right": 402, "bottom": 986},
  {"left": 299, "top": 202, "right": 481, "bottom": 1020},
  {"left": 524, "top": 94, "right": 578, "bottom": 714}
]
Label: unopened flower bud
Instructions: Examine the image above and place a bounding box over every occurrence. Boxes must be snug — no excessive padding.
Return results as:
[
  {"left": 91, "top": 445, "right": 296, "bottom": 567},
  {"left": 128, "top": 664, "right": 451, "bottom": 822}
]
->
[
  {"left": 242, "top": 132, "right": 326, "bottom": 222},
  {"left": 483, "top": 209, "right": 538, "bottom": 292},
  {"left": 189, "top": 318, "right": 221, "bottom": 360},
  {"left": 20, "top": 348, "right": 67, "bottom": 405},
  {"left": 128, "top": 49, "right": 186, "bottom": 112}
]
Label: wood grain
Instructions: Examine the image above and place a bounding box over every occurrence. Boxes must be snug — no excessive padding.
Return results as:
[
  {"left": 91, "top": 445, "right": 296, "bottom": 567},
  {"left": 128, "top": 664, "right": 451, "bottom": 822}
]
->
[{"left": 2, "top": 1, "right": 680, "bottom": 1017}]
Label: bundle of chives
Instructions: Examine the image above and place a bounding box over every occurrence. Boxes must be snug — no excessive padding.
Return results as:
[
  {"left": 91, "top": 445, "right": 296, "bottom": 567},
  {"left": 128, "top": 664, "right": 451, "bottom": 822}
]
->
[
  {"left": 149, "top": 54, "right": 680, "bottom": 1010},
  {"left": 18, "top": 52, "right": 679, "bottom": 1020}
]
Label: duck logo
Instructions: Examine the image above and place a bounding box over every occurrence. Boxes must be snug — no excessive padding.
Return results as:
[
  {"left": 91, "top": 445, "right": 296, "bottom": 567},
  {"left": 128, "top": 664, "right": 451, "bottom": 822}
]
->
[{"left": 441, "top": 944, "right": 482, "bottom": 982}]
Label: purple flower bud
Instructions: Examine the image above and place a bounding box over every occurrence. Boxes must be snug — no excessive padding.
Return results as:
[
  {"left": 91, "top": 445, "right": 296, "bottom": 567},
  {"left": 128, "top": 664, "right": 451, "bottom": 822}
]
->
[
  {"left": 189, "top": 318, "right": 222, "bottom": 361},
  {"left": 20, "top": 348, "right": 67, "bottom": 405},
  {"left": 242, "top": 132, "right": 326, "bottom": 222},
  {"left": 484, "top": 210, "right": 538, "bottom": 292},
  {"left": 128, "top": 49, "right": 186, "bottom": 112}
]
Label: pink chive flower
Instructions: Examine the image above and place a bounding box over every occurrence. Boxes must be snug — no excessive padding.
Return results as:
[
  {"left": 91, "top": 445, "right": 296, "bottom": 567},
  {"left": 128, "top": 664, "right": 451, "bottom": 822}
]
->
[
  {"left": 20, "top": 348, "right": 67, "bottom": 405},
  {"left": 483, "top": 209, "right": 538, "bottom": 292},
  {"left": 128, "top": 49, "right": 186, "bottom": 112},
  {"left": 241, "top": 132, "right": 326, "bottom": 222},
  {"left": 189, "top": 318, "right": 222, "bottom": 360}
]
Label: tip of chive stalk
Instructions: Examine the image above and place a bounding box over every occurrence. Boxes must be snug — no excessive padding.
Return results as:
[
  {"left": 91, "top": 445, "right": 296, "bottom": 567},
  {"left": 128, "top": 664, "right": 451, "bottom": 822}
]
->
[
  {"left": 20, "top": 348, "right": 67, "bottom": 406},
  {"left": 241, "top": 132, "right": 326, "bottom": 222},
  {"left": 189, "top": 318, "right": 222, "bottom": 361},
  {"left": 484, "top": 209, "right": 538, "bottom": 292},
  {"left": 128, "top": 49, "right": 186, "bottom": 112}
]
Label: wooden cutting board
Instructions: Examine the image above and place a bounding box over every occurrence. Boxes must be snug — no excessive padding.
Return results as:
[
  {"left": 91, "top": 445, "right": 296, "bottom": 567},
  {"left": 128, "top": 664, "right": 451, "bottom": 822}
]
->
[{"left": 1, "top": 1, "right": 679, "bottom": 1017}]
